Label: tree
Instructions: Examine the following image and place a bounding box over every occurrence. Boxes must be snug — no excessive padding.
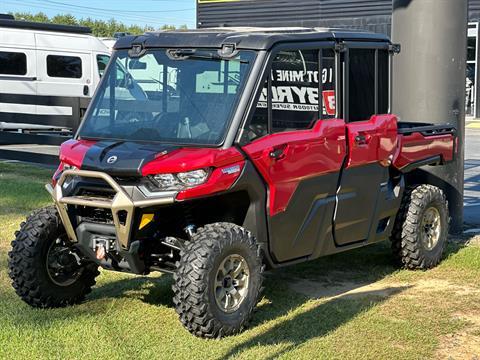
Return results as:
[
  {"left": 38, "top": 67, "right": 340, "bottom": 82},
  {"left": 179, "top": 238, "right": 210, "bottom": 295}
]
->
[{"left": 10, "top": 12, "right": 188, "bottom": 37}]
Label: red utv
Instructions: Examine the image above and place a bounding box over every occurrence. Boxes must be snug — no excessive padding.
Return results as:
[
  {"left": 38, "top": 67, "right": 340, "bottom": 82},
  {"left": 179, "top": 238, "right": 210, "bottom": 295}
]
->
[{"left": 8, "top": 28, "right": 456, "bottom": 338}]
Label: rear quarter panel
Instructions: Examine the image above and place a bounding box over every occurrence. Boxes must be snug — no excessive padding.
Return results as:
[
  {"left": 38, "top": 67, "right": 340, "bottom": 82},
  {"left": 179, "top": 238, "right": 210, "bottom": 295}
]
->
[{"left": 393, "top": 132, "right": 455, "bottom": 170}]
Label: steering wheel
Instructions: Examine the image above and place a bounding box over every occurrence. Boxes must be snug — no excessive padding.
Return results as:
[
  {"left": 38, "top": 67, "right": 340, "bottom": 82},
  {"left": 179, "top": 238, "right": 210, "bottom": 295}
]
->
[
  {"left": 117, "top": 111, "right": 152, "bottom": 124},
  {"left": 153, "top": 112, "right": 179, "bottom": 138},
  {"left": 130, "top": 127, "right": 161, "bottom": 140}
]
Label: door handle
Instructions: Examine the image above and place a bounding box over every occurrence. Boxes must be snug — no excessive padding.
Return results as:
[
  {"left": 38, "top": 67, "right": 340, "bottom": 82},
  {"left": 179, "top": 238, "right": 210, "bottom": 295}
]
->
[
  {"left": 354, "top": 134, "right": 370, "bottom": 146},
  {"left": 269, "top": 145, "right": 287, "bottom": 160},
  {"left": 83, "top": 85, "right": 89, "bottom": 96}
]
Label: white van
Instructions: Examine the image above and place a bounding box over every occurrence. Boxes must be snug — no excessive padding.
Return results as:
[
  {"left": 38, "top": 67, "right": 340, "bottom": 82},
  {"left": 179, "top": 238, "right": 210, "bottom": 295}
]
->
[{"left": 0, "top": 18, "right": 111, "bottom": 132}]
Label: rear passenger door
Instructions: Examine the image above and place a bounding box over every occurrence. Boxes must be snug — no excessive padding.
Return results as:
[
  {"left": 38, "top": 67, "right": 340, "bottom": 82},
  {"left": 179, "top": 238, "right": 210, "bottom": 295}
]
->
[
  {"left": 36, "top": 48, "right": 92, "bottom": 129},
  {"left": 242, "top": 45, "right": 347, "bottom": 263},
  {"left": 334, "top": 46, "right": 398, "bottom": 246},
  {"left": 36, "top": 50, "right": 92, "bottom": 98}
]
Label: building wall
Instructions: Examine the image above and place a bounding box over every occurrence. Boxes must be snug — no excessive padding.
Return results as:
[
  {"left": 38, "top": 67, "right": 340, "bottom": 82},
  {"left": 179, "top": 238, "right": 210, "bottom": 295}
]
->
[
  {"left": 197, "top": 0, "right": 391, "bottom": 29},
  {"left": 197, "top": 0, "right": 480, "bottom": 35},
  {"left": 471, "top": 0, "right": 480, "bottom": 21}
]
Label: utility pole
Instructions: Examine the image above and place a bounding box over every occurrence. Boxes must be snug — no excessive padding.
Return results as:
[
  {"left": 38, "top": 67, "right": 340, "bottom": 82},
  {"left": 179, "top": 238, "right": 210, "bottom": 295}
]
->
[{"left": 392, "top": 0, "right": 468, "bottom": 233}]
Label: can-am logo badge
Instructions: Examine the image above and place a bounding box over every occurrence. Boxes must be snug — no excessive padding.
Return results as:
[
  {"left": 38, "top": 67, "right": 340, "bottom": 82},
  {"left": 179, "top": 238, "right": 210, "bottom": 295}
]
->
[{"left": 106, "top": 156, "right": 118, "bottom": 164}]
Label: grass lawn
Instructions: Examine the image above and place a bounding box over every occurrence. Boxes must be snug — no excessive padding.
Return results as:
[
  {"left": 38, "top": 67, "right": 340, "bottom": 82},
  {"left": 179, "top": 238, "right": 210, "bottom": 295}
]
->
[{"left": 1, "top": 162, "right": 480, "bottom": 360}]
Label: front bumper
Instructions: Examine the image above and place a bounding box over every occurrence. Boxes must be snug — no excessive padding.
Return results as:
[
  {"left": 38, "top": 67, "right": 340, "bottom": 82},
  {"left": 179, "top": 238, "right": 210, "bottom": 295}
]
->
[{"left": 47, "top": 169, "right": 175, "bottom": 249}]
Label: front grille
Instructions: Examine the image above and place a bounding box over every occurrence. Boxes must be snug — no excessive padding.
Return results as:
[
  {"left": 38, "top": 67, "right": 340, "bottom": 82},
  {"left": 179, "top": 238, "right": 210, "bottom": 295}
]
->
[
  {"left": 77, "top": 206, "right": 114, "bottom": 225},
  {"left": 76, "top": 189, "right": 115, "bottom": 200}
]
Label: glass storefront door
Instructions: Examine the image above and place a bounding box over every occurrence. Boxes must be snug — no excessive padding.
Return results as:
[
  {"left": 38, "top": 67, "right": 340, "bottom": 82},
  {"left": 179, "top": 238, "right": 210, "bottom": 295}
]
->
[{"left": 467, "top": 22, "right": 478, "bottom": 117}]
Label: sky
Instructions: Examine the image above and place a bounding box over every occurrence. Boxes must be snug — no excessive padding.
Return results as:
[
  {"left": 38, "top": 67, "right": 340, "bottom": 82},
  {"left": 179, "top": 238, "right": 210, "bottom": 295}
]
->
[{"left": 0, "top": 0, "right": 197, "bottom": 28}]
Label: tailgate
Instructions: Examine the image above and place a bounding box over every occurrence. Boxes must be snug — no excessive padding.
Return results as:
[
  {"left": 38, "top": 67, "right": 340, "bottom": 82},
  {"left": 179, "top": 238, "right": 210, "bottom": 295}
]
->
[{"left": 393, "top": 124, "right": 456, "bottom": 172}]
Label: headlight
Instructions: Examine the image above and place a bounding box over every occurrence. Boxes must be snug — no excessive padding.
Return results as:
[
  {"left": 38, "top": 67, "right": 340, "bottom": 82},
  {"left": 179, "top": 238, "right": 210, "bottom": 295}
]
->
[
  {"left": 153, "top": 169, "right": 209, "bottom": 191},
  {"left": 177, "top": 169, "right": 208, "bottom": 186},
  {"left": 60, "top": 163, "right": 78, "bottom": 189},
  {"left": 153, "top": 173, "right": 180, "bottom": 190}
]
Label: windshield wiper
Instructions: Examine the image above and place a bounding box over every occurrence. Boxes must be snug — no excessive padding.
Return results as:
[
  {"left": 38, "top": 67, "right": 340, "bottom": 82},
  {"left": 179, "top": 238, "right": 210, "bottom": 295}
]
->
[{"left": 168, "top": 49, "right": 249, "bottom": 63}]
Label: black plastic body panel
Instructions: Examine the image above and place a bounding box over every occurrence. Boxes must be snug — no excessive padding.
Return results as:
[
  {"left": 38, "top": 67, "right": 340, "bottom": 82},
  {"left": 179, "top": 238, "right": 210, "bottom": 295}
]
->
[
  {"left": 268, "top": 173, "right": 338, "bottom": 263},
  {"left": 221, "top": 160, "right": 269, "bottom": 249},
  {"left": 311, "top": 172, "right": 404, "bottom": 258},
  {"left": 334, "top": 163, "right": 388, "bottom": 246}
]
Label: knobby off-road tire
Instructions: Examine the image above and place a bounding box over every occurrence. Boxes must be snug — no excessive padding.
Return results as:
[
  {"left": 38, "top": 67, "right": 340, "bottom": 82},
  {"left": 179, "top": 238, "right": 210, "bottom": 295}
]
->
[
  {"left": 391, "top": 184, "right": 449, "bottom": 270},
  {"left": 8, "top": 206, "right": 100, "bottom": 308},
  {"left": 172, "top": 223, "right": 264, "bottom": 338}
]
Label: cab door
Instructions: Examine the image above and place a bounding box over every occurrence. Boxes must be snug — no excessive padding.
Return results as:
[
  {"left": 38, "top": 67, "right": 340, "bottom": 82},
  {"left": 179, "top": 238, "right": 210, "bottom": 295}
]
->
[
  {"left": 333, "top": 47, "right": 397, "bottom": 245},
  {"left": 242, "top": 47, "right": 346, "bottom": 263}
]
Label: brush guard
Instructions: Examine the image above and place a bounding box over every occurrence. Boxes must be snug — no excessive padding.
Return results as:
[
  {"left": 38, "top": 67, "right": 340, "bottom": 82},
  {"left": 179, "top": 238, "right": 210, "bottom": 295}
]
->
[{"left": 46, "top": 169, "right": 175, "bottom": 250}]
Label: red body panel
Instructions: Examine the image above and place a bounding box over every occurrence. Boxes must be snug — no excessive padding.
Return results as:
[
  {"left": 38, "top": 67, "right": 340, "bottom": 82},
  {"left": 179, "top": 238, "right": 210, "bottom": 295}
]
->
[
  {"left": 52, "top": 139, "right": 96, "bottom": 185},
  {"left": 55, "top": 118, "right": 455, "bottom": 208},
  {"left": 345, "top": 114, "right": 398, "bottom": 168},
  {"left": 393, "top": 132, "right": 455, "bottom": 170},
  {"left": 59, "top": 139, "right": 96, "bottom": 168},
  {"left": 242, "top": 119, "right": 347, "bottom": 216},
  {"left": 141, "top": 147, "right": 244, "bottom": 176}
]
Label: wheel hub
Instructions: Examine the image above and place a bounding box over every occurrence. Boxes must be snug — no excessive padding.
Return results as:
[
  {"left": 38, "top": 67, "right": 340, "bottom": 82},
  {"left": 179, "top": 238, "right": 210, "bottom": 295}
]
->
[
  {"left": 421, "top": 207, "right": 442, "bottom": 250},
  {"left": 46, "top": 236, "right": 83, "bottom": 287},
  {"left": 214, "top": 254, "right": 250, "bottom": 313}
]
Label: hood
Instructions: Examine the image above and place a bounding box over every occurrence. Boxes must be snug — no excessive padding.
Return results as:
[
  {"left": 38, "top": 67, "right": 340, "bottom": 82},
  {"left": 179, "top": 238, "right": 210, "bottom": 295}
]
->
[
  {"left": 60, "top": 140, "right": 178, "bottom": 177},
  {"left": 59, "top": 139, "right": 244, "bottom": 177}
]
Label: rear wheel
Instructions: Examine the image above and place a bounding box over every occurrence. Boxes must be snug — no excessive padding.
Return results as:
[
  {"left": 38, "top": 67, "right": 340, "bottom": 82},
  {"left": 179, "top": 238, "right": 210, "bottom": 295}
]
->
[
  {"left": 172, "top": 223, "right": 264, "bottom": 338},
  {"left": 391, "top": 184, "right": 449, "bottom": 269},
  {"left": 8, "top": 206, "right": 99, "bottom": 308}
]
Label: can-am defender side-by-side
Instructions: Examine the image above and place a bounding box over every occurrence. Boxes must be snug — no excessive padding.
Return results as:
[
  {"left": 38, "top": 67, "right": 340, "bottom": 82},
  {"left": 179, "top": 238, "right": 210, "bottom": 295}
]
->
[{"left": 8, "top": 28, "right": 456, "bottom": 338}]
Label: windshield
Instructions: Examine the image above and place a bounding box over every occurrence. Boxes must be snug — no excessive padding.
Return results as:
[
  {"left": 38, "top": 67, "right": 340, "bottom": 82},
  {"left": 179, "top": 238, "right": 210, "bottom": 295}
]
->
[{"left": 78, "top": 48, "right": 255, "bottom": 145}]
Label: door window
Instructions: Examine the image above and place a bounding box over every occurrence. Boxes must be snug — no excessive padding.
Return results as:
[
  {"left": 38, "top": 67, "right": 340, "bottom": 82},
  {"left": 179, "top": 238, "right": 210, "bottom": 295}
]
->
[
  {"left": 97, "top": 54, "right": 110, "bottom": 78},
  {"left": 348, "top": 49, "right": 375, "bottom": 122},
  {"left": 244, "top": 47, "right": 337, "bottom": 142},
  {"left": 378, "top": 50, "right": 389, "bottom": 115},
  {"left": 0, "top": 51, "right": 27, "bottom": 75},
  {"left": 245, "top": 81, "right": 269, "bottom": 142},
  {"left": 271, "top": 50, "right": 319, "bottom": 132},
  {"left": 47, "top": 55, "right": 82, "bottom": 78}
]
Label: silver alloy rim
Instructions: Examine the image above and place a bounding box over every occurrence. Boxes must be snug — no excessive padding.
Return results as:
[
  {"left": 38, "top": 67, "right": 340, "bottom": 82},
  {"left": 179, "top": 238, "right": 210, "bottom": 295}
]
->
[
  {"left": 46, "top": 236, "right": 83, "bottom": 287},
  {"left": 214, "top": 254, "right": 250, "bottom": 313},
  {"left": 421, "top": 207, "right": 442, "bottom": 250}
]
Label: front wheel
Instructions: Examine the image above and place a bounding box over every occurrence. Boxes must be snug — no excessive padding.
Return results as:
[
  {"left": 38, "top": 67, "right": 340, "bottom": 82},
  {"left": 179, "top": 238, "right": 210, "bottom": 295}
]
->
[
  {"left": 390, "top": 184, "right": 449, "bottom": 270},
  {"left": 172, "top": 223, "right": 264, "bottom": 338},
  {"left": 8, "top": 206, "right": 100, "bottom": 308}
]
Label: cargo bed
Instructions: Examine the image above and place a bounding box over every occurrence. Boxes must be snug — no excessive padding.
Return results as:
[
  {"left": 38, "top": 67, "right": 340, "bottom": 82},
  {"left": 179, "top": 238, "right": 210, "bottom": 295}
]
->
[{"left": 394, "top": 122, "right": 456, "bottom": 172}]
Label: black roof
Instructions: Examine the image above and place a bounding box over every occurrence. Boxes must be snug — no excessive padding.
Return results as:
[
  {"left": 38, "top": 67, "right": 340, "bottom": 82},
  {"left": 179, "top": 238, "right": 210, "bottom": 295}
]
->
[
  {"left": 0, "top": 19, "right": 91, "bottom": 34},
  {"left": 114, "top": 27, "right": 391, "bottom": 51},
  {"left": 0, "top": 14, "right": 14, "bottom": 20}
]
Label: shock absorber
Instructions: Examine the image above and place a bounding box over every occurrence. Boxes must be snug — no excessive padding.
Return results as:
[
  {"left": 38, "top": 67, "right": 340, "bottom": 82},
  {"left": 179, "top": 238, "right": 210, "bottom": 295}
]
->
[{"left": 182, "top": 203, "right": 197, "bottom": 239}]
